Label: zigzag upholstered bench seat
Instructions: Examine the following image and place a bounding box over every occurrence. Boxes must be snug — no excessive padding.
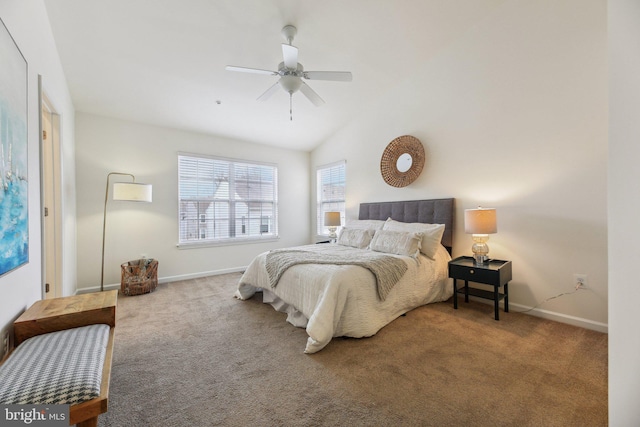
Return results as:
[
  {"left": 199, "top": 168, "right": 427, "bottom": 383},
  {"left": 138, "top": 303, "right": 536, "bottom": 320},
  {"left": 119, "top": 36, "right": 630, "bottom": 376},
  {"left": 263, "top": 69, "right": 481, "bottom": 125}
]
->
[{"left": 0, "top": 324, "right": 110, "bottom": 405}]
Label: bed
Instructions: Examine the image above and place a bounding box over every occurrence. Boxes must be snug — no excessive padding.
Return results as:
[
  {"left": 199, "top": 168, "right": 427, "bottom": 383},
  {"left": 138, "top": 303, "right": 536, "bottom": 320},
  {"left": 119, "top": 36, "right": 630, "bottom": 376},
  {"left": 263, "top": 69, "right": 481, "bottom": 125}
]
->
[{"left": 234, "top": 198, "right": 455, "bottom": 353}]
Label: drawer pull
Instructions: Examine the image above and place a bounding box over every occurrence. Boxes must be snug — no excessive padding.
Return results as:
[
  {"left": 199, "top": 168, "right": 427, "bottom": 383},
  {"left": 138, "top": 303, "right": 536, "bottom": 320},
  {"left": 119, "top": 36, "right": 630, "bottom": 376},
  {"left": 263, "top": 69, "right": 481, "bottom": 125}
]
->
[{"left": 470, "top": 269, "right": 474, "bottom": 274}]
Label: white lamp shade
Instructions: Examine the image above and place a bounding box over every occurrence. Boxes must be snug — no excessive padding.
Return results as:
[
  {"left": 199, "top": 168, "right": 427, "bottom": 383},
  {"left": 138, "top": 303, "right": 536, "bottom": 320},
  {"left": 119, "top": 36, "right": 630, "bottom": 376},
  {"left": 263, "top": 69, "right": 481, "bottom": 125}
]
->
[
  {"left": 324, "top": 212, "right": 341, "bottom": 227},
  {"left": 464, "top": 207, "right": 497, "bottom": 234},
  {"left": 113, "top": 182, "right": 153, "bottom": 202}
]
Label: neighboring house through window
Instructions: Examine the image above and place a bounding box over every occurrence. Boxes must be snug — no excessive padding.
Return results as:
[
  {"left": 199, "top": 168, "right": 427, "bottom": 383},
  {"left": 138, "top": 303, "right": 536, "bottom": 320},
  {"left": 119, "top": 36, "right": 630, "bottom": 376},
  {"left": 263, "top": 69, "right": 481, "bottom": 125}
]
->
[
  {"left": 316, "top": 160, "right": 346, "bottom": 237},
  {"left": 178, "top": 153, "right": 278, "bottom": 246}
]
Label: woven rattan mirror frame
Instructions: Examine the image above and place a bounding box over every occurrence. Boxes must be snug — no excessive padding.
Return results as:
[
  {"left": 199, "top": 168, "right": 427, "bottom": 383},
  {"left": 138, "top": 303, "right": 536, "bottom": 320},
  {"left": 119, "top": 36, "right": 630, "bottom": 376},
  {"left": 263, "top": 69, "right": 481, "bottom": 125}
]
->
[{"left": 380, "top": 135, "right": 425, "bottom": 187}]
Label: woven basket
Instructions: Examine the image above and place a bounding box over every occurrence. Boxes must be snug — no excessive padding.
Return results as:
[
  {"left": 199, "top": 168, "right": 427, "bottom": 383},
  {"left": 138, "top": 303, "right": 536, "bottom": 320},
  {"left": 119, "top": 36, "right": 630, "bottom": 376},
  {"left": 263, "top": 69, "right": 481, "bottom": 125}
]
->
[{"left": 121, "top": 259, "right": 158, "bottom": 296}]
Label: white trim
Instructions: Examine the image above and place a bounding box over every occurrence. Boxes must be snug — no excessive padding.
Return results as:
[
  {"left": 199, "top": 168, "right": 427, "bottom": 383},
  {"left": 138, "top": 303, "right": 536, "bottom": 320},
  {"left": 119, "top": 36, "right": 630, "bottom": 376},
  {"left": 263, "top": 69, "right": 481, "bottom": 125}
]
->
[
  {"left": 315, "top": 159, "right": 346, "bottom": 171},
  {"left": 460, "top": 296, "right": 608, "bottom": 333},
  {"left": 76, "top": 267, "right": 246, "bottom": 294},
  {"left": 158, "top": 267, "right": 246, "bottom": 283},
  {"left": 177, "top": 236, "right": 279, "bottom": 249},
  {"left": 509, "top": 302, "right": 608, "bottom": 333},
  {"left": 177, "top": 151, "right": 277, "bottom": 168}
]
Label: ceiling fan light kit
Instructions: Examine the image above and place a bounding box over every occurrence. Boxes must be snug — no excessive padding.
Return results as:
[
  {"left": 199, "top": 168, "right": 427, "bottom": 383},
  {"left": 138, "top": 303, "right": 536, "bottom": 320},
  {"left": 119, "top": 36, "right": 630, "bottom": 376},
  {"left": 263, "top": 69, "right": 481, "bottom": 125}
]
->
[{"left": 226, "top": 25, "right": 352, "bottom": 120}]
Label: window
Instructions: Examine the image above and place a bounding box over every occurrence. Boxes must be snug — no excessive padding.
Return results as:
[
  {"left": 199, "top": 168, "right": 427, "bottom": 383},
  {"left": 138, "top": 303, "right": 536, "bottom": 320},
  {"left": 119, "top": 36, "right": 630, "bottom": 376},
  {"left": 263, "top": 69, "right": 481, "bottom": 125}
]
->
[
  {"left": 178, "top": 153, "right": 278, "bottom": 245},
  {"left": 316, "top": 161, "right": 346, "bottom": 236}
]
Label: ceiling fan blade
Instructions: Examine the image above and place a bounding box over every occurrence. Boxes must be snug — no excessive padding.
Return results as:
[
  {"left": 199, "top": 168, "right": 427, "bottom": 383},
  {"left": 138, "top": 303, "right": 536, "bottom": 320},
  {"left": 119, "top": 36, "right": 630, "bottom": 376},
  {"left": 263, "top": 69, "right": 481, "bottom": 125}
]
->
[
  {"left": 299, "top": 81, "right": 325, "bottom": 107},
  {"left": 282, "top": 44, "right": 298, "bottom": 69},
  {"left": 225, "top": 65, "right": 278, "bottom": 76},
  {"left": 303, "top": 71, "right": 353, "bottom": 82},
  {"left": 257, "top": 81, "right": 281, "bottom": 102}
]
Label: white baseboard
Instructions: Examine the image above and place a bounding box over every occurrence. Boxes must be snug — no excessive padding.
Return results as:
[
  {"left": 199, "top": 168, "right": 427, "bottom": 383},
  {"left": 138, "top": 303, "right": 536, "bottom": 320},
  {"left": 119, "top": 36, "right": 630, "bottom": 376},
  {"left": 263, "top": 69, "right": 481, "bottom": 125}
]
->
[
  {"left": 158, "top": 267, "right": 245, "bottom": 283},
  {"left": 460, "top": 295, "right": 608, "bottom": 333},
  {"left": 509, "top": 302, "right": 608, "bottom": 333},
  {"left": 76, "top": 267, "right": 246, "bottom": 295}
]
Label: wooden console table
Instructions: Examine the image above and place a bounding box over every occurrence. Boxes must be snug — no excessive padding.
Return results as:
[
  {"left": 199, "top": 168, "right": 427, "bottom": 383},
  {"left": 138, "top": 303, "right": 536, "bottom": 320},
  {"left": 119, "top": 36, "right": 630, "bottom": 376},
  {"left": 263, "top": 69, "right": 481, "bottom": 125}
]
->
[{"left": 14, "top": 290, "right": 117, "bottom": 345}]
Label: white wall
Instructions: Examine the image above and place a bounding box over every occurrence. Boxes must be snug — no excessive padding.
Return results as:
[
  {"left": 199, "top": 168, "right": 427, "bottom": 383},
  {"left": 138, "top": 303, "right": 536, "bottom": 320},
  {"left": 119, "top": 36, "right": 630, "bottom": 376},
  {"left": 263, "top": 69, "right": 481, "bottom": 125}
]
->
[
  {"left": 74, "top": 113, "right": 310, "bottom": 291},
  {"left": 609, "top": 0, "right": 640, "bottom": 423},
  {"left": 311, "top": 0, "right": 607, "bottom": 329},
  {"left": 0, "top": 1, "right": 76, "bottom": 345}
]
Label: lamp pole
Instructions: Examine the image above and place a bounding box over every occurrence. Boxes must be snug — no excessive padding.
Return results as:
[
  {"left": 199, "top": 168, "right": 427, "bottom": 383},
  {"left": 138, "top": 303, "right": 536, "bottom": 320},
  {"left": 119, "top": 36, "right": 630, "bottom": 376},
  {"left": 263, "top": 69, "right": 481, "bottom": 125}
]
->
[{"left": 101, "top": 172, "right": 135, "bottom": 292}]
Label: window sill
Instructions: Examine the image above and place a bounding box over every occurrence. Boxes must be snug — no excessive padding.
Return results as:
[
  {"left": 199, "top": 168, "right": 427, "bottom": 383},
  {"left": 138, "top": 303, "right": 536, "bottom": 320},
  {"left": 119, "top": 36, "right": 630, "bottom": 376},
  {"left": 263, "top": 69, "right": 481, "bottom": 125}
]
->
[{"left": 177, "top": 236, "right": 279, "bottom": 249}]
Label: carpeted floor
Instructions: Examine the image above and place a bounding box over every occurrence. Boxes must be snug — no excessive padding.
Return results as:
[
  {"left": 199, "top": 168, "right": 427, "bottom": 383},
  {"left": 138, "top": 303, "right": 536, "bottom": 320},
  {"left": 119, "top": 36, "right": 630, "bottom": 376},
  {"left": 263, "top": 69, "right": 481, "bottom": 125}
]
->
[{"left": 99, "top": 273, "right": 607, "bottom": 427}]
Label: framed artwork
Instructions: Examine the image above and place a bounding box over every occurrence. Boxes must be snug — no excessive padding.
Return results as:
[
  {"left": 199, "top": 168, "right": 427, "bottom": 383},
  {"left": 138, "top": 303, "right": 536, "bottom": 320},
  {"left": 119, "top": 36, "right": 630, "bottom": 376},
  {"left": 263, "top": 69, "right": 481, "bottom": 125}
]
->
[{"left": 0, "top": 18, "right": 29, "bottom": 277}]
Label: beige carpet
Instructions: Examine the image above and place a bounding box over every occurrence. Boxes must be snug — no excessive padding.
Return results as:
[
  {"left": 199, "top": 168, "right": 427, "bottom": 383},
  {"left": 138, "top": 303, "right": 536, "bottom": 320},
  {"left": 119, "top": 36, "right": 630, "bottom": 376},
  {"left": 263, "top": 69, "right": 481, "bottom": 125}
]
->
[{"left": 99, "top": 273, "right": 607, "bottom": 427}]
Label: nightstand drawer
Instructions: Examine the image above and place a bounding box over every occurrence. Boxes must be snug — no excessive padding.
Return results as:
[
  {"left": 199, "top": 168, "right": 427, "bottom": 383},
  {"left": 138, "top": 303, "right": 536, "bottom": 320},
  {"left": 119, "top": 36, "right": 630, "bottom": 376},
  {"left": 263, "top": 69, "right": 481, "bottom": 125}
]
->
[
  {"left": 449, "top": 264, "right": 498, "bottom": 284},
  {"left": 448, "top": 257, "right": 512, "bottom": 286}
]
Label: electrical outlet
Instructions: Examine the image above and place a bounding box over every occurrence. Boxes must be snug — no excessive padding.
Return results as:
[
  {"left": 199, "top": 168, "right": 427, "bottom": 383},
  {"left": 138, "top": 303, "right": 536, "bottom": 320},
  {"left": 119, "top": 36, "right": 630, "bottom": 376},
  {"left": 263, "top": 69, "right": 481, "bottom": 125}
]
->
[{"left": 574, "top": 273, "right": 588, "bottom": 290}]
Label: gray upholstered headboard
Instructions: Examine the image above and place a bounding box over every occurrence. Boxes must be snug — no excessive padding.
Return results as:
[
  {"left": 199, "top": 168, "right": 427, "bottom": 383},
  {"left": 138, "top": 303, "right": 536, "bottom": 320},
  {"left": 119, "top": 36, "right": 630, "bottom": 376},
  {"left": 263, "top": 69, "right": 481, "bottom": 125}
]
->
[{"left": 358, "top": 198, "right": 455, "bottom": 253}]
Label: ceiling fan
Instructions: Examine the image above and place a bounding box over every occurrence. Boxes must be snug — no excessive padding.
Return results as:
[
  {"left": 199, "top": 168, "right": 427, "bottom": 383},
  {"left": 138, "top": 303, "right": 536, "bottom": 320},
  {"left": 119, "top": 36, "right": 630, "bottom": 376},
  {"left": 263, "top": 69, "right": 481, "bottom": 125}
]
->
[{"left": 225, "top": 25, "right": 352, "bottom": 120}]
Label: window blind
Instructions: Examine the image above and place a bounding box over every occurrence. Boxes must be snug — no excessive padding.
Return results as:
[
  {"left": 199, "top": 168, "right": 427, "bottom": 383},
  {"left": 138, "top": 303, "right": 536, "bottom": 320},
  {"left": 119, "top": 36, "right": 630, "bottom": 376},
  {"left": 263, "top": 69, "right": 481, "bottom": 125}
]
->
[
  {"left": 178, "top": 153, "right": 278, "bottom": 244},
  {"left": 316, "top": 161, "right": 346, "bottom": 236}
]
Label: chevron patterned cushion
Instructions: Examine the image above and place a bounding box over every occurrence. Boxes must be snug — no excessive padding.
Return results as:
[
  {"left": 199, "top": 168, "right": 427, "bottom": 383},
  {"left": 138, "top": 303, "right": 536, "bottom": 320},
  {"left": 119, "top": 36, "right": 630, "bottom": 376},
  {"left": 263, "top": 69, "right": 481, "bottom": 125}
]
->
[{"left": 0, "top": 324, "right": 110, "bottom": 405}]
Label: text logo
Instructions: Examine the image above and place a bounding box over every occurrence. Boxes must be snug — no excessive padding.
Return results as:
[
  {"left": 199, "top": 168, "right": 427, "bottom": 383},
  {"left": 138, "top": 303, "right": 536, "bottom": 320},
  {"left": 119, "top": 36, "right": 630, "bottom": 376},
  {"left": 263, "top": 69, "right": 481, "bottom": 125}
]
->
[{"left": 0, "top": 405, "right": 68, "bottom": 426}]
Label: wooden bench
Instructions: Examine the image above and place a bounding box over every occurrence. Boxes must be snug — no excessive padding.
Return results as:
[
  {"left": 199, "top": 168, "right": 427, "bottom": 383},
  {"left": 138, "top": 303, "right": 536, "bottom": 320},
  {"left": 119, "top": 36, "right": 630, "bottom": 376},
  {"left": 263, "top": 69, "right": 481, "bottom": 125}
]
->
[{"left": 1, "top": 291, "right": 117, "bottom": 427}]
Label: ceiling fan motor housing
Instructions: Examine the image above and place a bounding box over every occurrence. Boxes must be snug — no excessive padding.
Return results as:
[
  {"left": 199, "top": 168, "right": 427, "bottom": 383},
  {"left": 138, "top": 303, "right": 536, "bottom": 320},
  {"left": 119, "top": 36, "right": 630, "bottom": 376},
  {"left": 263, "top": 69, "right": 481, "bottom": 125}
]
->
[
  {"left": 278, "top": 62, "right": 304, "bottom": 73},
  {"left": 281, "top": 25, "right": 297, "bottom": 44}
]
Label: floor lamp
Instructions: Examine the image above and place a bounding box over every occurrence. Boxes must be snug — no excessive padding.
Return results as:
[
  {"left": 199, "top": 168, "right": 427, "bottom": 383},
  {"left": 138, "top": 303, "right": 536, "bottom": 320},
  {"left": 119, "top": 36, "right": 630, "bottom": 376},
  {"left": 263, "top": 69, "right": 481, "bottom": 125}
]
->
[{"left": 101, "top": 172, "right": 153, "bottom": 291}]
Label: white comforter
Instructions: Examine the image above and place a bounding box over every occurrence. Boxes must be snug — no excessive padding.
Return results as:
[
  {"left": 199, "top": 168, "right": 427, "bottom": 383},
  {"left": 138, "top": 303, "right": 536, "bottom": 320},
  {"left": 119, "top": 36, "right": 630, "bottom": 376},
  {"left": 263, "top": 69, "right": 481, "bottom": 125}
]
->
[{"left": 234, "top": 243, "right": 453, "bottom": 353}]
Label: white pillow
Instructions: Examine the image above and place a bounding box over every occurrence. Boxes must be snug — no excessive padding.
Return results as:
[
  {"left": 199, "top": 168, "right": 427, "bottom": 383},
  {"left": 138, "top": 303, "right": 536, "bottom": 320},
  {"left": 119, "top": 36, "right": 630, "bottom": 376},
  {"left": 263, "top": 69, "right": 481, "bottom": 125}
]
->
[
  {"left": 382, "top": 218, "right": 445, "bottom": 259},
  {"left": 344, "top": 219, "right": 386, "bottom": 231},
  {"left": 369, "top": 229, "right": 422, "bottom": 258},
  {"left": 336, "top": 228, "right": 375, "bottom": 249}
]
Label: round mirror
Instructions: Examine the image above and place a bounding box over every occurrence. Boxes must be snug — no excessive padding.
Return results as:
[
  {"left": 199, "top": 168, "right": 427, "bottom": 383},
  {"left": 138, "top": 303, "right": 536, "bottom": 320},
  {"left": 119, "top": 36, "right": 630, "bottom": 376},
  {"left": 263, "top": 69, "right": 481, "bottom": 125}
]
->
[
  {"left": 396, "top": 153, "right": 413, "bottom": 173},
  {"left": 380, "top": 135, "right": 425, "bottom": 188}
]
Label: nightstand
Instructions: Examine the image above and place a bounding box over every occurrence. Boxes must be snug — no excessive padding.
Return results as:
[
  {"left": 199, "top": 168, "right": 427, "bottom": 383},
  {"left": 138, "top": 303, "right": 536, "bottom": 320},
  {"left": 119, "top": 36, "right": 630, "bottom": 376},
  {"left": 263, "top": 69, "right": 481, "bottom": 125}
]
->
[{"left": 448, "top": 256, "right": 512, "bottom": 320}]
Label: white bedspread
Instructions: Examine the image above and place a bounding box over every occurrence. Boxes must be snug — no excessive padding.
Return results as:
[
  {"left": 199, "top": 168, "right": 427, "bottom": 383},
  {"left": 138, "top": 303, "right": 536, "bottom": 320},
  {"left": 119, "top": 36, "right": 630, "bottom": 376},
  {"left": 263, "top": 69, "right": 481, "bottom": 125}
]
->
[{"left": 234, "top": 243, "right": 453, "bottom": 353}]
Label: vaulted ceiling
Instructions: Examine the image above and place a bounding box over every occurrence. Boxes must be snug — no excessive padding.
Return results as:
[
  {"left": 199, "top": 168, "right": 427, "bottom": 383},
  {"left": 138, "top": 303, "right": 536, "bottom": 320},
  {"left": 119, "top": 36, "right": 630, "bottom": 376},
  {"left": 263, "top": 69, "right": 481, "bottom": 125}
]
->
[{"left": 43, "top": 0, "right": 505, "bottom": 151}]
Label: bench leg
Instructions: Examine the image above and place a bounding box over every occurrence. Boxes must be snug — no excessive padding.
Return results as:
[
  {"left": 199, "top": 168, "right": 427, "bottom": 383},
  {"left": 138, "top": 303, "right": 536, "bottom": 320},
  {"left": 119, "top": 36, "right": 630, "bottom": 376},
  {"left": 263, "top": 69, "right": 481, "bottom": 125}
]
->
[{"left": 77, "top": 416, "right": 98, "bottom": 427}]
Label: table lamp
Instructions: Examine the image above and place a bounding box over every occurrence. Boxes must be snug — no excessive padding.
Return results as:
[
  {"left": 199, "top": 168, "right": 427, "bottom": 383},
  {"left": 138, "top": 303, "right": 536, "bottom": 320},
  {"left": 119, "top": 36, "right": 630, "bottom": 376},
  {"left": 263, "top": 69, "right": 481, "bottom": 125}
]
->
[
  {"left": 324, "top": 212, "right": 341, "bottom": 243},
  {"left": 464, "top": 207, "right": 497, "bottom": 265}
]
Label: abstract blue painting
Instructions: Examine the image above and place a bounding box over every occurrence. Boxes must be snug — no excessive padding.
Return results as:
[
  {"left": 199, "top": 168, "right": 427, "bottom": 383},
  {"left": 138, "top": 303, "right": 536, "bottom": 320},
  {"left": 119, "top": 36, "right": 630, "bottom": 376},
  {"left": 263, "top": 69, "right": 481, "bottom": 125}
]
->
[{"left": 0, "top": 18, "right": 28, "bottom": 277}]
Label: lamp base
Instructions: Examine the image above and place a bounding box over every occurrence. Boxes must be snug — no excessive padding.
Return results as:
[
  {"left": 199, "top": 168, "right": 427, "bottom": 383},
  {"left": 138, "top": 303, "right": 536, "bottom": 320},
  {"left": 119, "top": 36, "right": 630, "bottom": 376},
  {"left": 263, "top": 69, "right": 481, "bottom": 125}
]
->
[
  {"left": 471, "top": 234, "right": 490, "bottom": 265},
  {"left": 473, "top": 254, "right": 489, "bottom": 265},
  {"left": 328, "top": 227, "right": 337, "bottom": 243}
]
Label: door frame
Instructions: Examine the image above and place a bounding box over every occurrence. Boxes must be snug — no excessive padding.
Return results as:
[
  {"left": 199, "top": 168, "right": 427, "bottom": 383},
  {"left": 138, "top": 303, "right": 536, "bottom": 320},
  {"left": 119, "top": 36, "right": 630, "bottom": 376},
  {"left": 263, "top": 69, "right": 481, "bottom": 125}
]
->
[{"left": 39, "top": 77, "right": 63, "bottom": 299}]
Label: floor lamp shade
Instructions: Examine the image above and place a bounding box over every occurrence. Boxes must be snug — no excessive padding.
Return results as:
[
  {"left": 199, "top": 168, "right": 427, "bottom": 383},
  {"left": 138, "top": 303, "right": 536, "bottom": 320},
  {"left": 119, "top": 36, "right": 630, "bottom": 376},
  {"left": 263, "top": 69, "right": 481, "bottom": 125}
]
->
[{"left": 113, "top": 182, "right": 153, "bottom": 202}]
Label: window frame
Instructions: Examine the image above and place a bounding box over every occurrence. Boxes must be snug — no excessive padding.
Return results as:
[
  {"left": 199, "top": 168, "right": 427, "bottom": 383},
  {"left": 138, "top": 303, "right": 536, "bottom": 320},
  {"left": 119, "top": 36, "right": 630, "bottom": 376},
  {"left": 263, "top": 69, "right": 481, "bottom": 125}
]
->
[
  {"left": 316, "top": 160, "right": 346, "bottom": 238},
  {"left": 177, "top": 152, "right": 279, "bottom": 248}
]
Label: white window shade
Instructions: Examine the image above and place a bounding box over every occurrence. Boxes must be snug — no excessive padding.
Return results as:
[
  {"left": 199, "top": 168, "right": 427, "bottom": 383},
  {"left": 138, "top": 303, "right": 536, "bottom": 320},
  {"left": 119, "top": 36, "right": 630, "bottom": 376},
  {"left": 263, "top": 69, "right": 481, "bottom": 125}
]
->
[
  {"left": 316, "top": 161, "right": 346, "bottom": 236},
  {"left": 178, "top": 153, "right": 278, "bottom": 245}
]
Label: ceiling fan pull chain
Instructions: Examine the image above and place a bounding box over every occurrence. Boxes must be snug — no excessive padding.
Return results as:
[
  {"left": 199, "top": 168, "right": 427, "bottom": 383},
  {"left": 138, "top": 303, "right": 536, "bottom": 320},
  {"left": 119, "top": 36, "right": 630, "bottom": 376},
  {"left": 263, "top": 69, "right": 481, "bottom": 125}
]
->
[{"left": 290, "top": 93, "right": 293, "bottom": 121}]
